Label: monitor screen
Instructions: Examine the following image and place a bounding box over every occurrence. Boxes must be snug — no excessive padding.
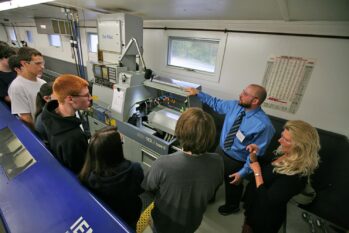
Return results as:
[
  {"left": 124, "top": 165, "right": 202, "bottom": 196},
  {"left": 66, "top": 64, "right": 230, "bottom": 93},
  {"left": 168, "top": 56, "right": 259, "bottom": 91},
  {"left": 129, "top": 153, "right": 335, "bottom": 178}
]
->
[
  {"left": 93, "top": 64, "right": 102, "bottom": 78},
  {"left": 102, "top": 67, "right": 109, "bottom": 79},
  {"left": 0, "top": 127, "right": 36, "bottom": 180}
]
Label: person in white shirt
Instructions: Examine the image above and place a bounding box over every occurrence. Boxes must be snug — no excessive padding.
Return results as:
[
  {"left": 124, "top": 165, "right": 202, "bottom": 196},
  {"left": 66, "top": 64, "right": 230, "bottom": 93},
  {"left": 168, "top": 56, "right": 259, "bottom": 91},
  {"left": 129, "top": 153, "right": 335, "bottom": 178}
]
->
[{"left": 8, "top": 47, "right": 46, "bottom": 129}]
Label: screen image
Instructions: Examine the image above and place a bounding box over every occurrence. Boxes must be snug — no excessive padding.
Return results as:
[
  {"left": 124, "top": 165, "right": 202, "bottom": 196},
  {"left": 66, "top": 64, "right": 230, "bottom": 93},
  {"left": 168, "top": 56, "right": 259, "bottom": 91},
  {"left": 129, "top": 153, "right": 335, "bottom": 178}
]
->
[
  {"left": 93, "top": 65, "right": 102, "bottom": 78},
  {"left": 0, "top": 127, "right": 36, "bottom": 179},
  {"left": 102, "top": 67, "right": 109, "bottom": 79}
]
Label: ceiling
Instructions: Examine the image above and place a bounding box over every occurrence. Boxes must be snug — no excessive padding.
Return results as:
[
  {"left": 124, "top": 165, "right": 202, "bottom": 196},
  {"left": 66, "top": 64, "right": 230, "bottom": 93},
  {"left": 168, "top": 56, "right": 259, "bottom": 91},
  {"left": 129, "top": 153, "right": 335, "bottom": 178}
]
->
[{"left": 1, "top": 0, "right": 349, "bottom": 24}]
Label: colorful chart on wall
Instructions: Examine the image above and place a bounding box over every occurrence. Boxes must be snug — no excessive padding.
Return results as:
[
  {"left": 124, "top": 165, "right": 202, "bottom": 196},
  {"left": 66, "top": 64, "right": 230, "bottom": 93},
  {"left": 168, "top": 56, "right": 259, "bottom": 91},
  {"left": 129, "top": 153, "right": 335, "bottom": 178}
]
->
[{"left": 262, "top": 56, "right": 315, "bottom": 113}]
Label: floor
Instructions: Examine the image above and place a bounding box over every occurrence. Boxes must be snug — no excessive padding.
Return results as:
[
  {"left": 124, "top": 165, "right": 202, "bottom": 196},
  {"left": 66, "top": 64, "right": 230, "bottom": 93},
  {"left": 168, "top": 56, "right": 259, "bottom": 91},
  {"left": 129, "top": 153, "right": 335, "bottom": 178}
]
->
[
  {"left": 140, "top": 183, "right": 344, "bottom": 233},
  {"left": 142, "top": 184, "right": 244, "bottom": 233},
  {"left": 195, "top": 185, "right": 244, "bottom": 233}
]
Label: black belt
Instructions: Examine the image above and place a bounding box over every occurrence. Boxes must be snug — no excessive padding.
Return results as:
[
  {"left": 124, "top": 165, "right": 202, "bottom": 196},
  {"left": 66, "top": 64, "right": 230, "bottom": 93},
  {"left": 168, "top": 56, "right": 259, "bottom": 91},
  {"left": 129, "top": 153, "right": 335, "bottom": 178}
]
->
[{"left": 222, "top": 149, "right": 245, "bottom": 164}]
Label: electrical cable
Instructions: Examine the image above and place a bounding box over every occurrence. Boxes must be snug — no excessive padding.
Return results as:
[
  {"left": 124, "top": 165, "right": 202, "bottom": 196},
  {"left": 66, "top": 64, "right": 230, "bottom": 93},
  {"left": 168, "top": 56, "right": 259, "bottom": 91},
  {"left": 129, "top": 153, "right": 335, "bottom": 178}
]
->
[
  {"left": 71, "top": 11, "right": 85, "bottom": 78},
  {"left": 71, "top": 13, "right": 81, "bottom": 76},
  {"left": 65, "top": 9, "right": 80, "bottom": 76},
  {"left": 75, "top": 19, "right": 86, "bottom": 78}
]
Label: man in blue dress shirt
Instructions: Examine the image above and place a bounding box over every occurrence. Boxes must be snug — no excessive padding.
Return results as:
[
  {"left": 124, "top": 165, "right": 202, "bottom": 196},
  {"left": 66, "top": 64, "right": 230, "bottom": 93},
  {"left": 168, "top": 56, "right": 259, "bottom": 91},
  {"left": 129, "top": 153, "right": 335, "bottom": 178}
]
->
[{"left": 186, "top": 84, "right": 275, "bottom": 215}]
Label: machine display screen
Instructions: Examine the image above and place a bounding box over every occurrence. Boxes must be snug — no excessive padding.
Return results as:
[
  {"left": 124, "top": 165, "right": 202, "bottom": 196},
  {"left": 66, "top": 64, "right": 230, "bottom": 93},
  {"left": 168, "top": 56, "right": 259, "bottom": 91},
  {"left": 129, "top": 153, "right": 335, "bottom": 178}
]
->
[
  {"left": 102, "top": 67, "right": 109, "bottom": 79},
  {"left": 7, "top": 136, "right": 21, "bottom": 152},
  {"left": 0, "top": 127, "right": 36, "bottom": 179},
  {"left": 93, "top": 64, "right": 103, "bottom": 78}
]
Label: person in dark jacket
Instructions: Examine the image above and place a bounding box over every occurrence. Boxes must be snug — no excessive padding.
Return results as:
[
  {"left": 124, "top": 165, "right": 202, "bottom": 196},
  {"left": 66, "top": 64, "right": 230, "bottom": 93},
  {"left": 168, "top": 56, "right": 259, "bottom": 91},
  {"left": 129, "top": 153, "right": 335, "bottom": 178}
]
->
[
  {"left": 0, "top": 45, "right": 16, "bottom": 107},
  {"left": 242, "top": 120, "right": 320, "bottom": 233},
  {"left": 79, "top": 126, "right": 144, "bottom": 230},
  {"left": 41, "top": 74, "right": 91, "bottom": 174},
  {"left": 34, "top": 82, "right": 53, "bottom": 142}
]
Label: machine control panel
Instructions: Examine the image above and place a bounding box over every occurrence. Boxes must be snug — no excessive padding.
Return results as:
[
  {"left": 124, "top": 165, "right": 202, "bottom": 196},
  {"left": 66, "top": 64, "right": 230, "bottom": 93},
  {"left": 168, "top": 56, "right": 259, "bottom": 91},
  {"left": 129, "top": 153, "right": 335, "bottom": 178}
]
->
[
  {"left": 92, "top": 63, "right": 127, "bottom": 88},
  {"left": 286, "top": 202, "right": 347, "bottom": 233}
]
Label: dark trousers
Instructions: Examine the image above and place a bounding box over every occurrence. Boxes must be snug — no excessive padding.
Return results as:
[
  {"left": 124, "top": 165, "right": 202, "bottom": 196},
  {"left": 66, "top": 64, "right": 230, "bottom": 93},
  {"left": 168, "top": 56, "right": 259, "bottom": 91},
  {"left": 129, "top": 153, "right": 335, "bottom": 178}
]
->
[{"left": 217, "top": 147, "right": 245, "bottom": 207}]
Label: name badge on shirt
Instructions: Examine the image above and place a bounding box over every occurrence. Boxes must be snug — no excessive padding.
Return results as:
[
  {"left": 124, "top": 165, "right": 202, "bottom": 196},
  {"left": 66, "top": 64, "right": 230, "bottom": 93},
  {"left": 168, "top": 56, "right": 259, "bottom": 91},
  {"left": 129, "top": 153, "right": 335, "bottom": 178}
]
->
[{"left": 236, "top": 130, "right": 245, "bottom": 142}]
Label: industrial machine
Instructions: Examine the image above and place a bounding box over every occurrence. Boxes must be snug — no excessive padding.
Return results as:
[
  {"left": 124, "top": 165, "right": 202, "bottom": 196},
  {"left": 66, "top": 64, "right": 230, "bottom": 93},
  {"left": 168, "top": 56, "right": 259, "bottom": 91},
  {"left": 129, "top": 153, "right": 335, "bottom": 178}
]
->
[
  {"left": 88, "top": 13, "right": 145, "bottom": 133},
  {"left": 91, "top": 69, "right": 202, "bottom": 169},
  {"left": 113, "top": 75, "right": 201, "bottom": 169},
  {"left": 0, "top": 102, "right": 132, "bottom": 233},
  {"left": 89, "top": 13, "right": 202, "bottom": 169},
  {"left": 285, "top": 202, "right": 347, "bottom": 233}
]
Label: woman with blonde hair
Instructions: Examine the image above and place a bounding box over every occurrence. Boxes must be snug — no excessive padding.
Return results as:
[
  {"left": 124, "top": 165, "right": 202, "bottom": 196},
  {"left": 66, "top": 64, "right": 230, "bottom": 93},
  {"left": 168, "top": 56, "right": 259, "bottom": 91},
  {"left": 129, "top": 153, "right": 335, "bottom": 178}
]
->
[{"left": 242, "top": 120, "right": 320, "bottom": 233}]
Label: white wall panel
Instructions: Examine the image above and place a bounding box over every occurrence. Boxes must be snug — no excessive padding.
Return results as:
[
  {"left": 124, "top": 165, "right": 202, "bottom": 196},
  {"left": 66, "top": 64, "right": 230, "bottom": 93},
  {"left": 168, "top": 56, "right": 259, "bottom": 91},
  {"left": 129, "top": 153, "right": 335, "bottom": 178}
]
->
[
  {"left": 143, "top": 24, "right": 349, "bottom": 137},
  {"left": 8, "top": 21, "right": 349, "bottom": 137},
  {"left": 0, "top": 25, "right": 8, "bottom": 42}
]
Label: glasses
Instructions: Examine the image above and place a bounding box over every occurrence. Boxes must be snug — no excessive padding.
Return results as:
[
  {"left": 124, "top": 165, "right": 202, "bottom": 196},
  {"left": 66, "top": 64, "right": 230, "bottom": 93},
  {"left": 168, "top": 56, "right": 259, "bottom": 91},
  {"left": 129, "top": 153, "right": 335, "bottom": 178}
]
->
[
  {"left": 242, "top": 89, "right": 257, "bottom": 99},
  {"left": 27, "top": 60, "right": 45, "bottom": 66},
  {"left": 71, "top": 93, "right": 91, "bottom": 98}
]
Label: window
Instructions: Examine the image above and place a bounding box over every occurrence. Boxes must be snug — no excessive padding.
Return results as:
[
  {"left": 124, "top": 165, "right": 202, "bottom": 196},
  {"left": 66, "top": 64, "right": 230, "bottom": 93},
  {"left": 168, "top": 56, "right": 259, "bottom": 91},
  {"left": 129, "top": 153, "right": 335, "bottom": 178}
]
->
[
  {"left": 162, "top": 31, "right": 227, "bottom": 83},
  {"left": 168, "top": 37, "right": 219, "bottom": 73},
  {"left": 88, "top": 33, "right": 98, "bottom": 53},
  {"left": 6, "top": 27, "right": 16, "bottom": 41},
  {"left": 26, "top": 30, "right": 33, "bottom": 43},
  {"left": 48, "top": 34, "right": 61, "bottom": 47}
]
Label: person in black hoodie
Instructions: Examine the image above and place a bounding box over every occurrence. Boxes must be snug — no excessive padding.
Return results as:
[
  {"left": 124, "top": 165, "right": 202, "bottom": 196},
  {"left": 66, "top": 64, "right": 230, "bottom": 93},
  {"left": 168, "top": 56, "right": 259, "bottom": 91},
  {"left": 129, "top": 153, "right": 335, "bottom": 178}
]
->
[
  {"left": 41, "top": 74, "right": 91, "bottom": 174},
  {"left": 0, "top": 45, "right": 16, "bottom": 107},
  {"left": 34, "top": 82, "right": 53, "bottom": 142},
  {"left": 79, "top": 126, "right": 144, "bottom": 230}
]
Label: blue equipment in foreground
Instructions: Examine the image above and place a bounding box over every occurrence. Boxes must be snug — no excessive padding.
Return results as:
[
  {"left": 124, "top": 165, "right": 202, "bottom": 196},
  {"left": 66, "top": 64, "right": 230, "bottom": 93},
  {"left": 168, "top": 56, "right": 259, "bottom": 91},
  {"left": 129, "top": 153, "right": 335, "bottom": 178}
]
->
[{"left": 0, "top": 102, "right": 131, "bottom": 233}]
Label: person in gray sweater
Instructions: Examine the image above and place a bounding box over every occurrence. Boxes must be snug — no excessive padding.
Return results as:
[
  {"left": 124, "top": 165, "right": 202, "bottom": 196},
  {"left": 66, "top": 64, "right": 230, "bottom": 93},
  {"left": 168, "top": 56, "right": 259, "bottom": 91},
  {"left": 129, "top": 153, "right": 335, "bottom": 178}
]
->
[{"left": 142, "top": 107, "right": 224, "bottom": 233}]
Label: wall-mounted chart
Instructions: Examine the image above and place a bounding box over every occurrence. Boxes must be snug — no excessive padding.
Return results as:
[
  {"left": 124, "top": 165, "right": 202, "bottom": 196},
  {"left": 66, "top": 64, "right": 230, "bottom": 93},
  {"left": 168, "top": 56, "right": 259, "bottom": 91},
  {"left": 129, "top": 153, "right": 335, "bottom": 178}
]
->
[{"left": 262, "top": 56, "right": 315, "bottom": 113}]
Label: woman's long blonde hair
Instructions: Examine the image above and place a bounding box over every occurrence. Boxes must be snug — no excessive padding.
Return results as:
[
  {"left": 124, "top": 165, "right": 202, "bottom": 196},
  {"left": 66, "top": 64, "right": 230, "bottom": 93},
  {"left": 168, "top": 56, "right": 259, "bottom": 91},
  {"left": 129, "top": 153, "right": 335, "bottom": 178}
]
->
[{"left": 273, "top": 120, "right": 320, "bottom": 176}]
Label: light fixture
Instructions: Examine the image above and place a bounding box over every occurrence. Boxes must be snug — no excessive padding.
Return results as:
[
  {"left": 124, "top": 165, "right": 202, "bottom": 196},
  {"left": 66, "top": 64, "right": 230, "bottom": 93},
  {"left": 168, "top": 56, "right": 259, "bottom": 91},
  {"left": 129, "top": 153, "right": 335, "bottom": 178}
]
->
[{"left": 0, "top": 0, "right": 54, "bottom": 11}]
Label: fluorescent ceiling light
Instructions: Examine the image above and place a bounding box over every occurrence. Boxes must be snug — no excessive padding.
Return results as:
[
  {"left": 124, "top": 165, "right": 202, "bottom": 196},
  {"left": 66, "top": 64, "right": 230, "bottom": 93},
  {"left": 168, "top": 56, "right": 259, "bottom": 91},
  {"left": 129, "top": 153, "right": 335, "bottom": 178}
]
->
[{"left": 0, "top": 0, "right": 54, "bottom": 11}]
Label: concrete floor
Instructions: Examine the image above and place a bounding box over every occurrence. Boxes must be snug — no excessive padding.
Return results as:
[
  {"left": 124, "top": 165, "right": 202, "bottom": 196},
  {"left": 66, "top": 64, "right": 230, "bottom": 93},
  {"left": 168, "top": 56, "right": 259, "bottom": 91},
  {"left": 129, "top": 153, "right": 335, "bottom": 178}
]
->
[
  {"left": 142, "top": 184, "right": 244, "bottom": 233},
  {"left": 195, "top": 185, "right": 244, "bottom": 233},
  {"left": 139, "top": 176, "right": 344, "bottom": 233}
]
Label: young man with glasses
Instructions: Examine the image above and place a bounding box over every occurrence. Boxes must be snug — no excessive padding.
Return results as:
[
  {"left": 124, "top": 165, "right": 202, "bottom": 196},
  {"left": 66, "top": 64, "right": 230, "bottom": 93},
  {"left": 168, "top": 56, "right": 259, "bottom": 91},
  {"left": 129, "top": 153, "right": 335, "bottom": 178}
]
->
[
  {"left": 41, "top": 74, "right": 91, "bottom": 174},
  {"left": 8, "top": 47, "right": 46, "bottom": 129},
  {"left": 186, "top": 84, "right": 275, "bottom": 216}
]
